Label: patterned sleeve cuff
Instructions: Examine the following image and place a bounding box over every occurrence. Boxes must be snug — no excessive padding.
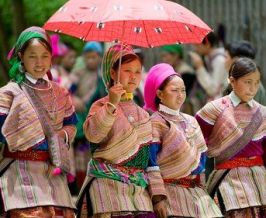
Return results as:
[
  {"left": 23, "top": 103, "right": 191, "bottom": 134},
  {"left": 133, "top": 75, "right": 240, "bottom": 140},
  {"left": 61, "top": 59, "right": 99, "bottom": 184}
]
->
[
  {"left": 147, "top": 170, "right": 167, "bottom": 199},
  {"left": 146, "top": 166, "right": 160, "bottom": 172}
]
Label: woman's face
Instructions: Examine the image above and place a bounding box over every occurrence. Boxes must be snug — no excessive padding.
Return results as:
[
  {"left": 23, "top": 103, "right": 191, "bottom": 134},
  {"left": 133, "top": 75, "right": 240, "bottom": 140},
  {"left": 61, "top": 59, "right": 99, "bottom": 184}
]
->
[
  {"left": 225, "top": 50, "right": 235, "bottom": 72},
  {"left": 161, "top": 51, "right": 179, "bottom": 67},
  {"left": 111, "top": 58, "right": 142, "bottom": 93},
  {"left": 84, "top": 51, "right": 101, "bottom": 71},
  {"left": 157, "top": 76, "right": 186, "bottom": 110},
  {"left": 230, "top": 70, "right": 260, "bottom": 102},
  {"left": 21, "top": 39, "right": 52, "bottom": 79}
]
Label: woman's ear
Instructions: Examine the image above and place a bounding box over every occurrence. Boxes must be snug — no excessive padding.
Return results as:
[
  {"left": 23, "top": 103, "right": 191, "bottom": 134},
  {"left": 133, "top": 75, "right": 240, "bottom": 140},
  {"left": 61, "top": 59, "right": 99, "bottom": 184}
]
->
[
  {"left": 229, "top": 76, "right": 235, "bottom": 89},
  {"left": 110, "top": 69, "right": 117, "bottom": 81},
  {"left": 18, "top": 52, "right": 22, "bottom": 61},
  {"left": 156, "top": 90, "right": 163, "bottom": 101}
]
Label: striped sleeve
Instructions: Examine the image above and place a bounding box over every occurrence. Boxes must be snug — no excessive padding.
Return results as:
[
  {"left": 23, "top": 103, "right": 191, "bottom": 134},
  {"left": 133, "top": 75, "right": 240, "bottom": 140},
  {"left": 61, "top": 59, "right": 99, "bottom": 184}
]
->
[
  {"left": 62, "top": 90, "right": 78, "bottom": 143},
  {"left": 0, "top": 89, "right": 13, "bottom": 115},
  {"left": 195, "top": 114, "right": 214, "bottom": 143},
  {"left": 196, "top": 101, "right": 222, "bottom": 126},
  {"left": 0, "top": 88, "right": 13, "bottom": 146},
  {"left": 83, "top": 99, "right": 117, "bottom": 144},
  {"left": 151, "top": 114, "right": 168, "bottom": 143},
  {"left": 147, "top": 143, "right": 167, "bottom": 200}
]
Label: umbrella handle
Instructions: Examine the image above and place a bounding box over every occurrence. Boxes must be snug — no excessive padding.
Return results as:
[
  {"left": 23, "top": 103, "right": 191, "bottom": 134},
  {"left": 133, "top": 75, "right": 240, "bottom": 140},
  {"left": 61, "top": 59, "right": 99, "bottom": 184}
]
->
[{"left": 116, "top": 45, "right": 123, "bottom": 84}]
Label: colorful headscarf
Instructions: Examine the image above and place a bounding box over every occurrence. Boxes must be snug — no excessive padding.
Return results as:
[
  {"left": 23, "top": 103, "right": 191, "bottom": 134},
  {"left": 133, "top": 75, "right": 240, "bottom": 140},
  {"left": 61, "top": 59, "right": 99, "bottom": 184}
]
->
[
  {"left": 161, "top": 44, "right": 184, "bottom": 59},
  {"left": 102, "top": 43, "right": 137, "bottom": 88},
  {"left": 50, "top": 34, "right": 68, "bottom": 57},
  {"left": 144, "top": 63, "right": 179, "bottom": 112},
  {"left": 7, "top": 26, "right": 51, "bottom": 84},
  {"left": 83, "top": 41, "right": 103, "bottom": 56}
]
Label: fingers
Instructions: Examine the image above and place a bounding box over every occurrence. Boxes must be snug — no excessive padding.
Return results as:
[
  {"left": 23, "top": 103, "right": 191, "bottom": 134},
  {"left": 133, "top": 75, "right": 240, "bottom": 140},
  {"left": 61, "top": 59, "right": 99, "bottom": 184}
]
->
[
  {"left": 154, "top": 201, "right": 167, "bottom": 218},
  {"left": 108, "top": 83, "right": 126, "bottom": 106}
]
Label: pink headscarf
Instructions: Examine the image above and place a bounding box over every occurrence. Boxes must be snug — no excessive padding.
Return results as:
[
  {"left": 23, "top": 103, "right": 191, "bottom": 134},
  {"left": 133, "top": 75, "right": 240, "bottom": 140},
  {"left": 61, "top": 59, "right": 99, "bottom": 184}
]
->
[
  {"left": 50, "top": 34, "right": 68, "bottom": 57},
  {"left": 144, "top": 63, "right": 178, "bottom": 112}
]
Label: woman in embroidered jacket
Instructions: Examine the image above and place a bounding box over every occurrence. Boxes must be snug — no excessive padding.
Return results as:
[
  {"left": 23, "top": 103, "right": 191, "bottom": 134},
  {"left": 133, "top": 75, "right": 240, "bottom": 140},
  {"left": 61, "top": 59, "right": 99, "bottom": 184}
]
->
[
  {"left": 143, "top": 63, "right": 222, "bottom": 218},
  {"left": 79, "top": 44, "right": 154, "bottom": 218},
  {"left": 0, "top": 27, "right": 78, "bottom": 217},
  {"left": 196, "top": 57, "right": 266, "bottom": 217}
]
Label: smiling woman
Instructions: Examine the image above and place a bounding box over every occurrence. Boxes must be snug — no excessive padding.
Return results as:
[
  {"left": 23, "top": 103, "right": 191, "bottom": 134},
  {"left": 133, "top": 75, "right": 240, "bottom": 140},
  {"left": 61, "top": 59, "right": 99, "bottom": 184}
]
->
[
  {"left": 19, "top": 38, "right": 52, "bottom": 79},
  {"left": 0, "top": 26, "right": 77, "bottom": 218}
]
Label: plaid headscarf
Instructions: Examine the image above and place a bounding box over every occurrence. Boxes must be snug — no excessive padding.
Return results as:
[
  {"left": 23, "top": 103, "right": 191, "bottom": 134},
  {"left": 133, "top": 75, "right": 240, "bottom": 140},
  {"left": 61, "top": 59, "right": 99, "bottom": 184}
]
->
[
  {"left": 7, "top": 26, "right": 51, "bottom": 84},
  {"left": 102, "top": 43, "right": 137, "bottom": 88}
]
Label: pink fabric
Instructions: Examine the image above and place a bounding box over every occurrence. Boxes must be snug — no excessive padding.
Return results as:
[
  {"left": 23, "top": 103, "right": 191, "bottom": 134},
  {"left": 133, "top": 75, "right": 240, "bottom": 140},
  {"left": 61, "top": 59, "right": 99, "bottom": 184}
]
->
[
  {"left": 43, "top": 0, "right": 211, "bottom": 48},
  {"left": 144, "top": 63, "right": 178, "bottom": 112},
  {"left": 196, "top": 115, "right": 265, "bottom": 158},
  {"left": 50, "top": 34, "right": 68, "bottom": 57}
]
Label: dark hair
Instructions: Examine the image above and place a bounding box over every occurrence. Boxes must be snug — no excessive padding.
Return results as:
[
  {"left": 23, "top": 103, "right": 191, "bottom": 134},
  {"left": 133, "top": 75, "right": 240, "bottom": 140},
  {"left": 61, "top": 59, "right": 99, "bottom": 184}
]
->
[
  {"left": 109, "top": 54, "right": 141, "bottom": 87},
  {"left": 225, "top": 40, "right": 256, "bottom": 59},
  {"left": 224, "top": 57, "right": 260, "bottom": 95},
  {"left": 133, "top": 48, "right": 144, "bottom": 65},
  {"left": 154, "top": 74, "right": 180, "bottom": 108},
  {"left": 202, "top": 32, "right": 218, "bottom": 47},
  {"left": 19, "top": 37, "right": 52, "bottom": 59}
]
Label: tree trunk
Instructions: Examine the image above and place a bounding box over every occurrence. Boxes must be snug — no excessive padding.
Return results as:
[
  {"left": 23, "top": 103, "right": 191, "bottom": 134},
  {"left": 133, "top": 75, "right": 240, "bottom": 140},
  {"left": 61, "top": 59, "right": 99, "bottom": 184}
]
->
[
  {"left": 0, "top": 7, "right": 10, "bottom": 82},
  {"left": 11, "top": 0, "right": 26, "bottom": 37}
]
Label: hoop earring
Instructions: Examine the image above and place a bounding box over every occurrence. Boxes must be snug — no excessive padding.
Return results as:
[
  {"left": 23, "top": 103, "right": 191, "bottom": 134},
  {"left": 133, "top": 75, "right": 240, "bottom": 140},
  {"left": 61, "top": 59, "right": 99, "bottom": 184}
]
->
[{"left": 19, "top": 62, "right": 25, "bottom": 73}]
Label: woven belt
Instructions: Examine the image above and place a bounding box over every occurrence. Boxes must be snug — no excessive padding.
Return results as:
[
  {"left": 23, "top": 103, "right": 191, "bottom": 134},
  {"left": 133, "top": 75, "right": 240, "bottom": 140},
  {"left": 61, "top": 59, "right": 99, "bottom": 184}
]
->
[
  {"left": 216, "top": 156, "right": 264, "bottom": 170},
  {"left": 3, "top": 147, "right": 49, "bottom": 161},
  {"left": 164, "top": 175, "right": 201, "bottom": 188}
]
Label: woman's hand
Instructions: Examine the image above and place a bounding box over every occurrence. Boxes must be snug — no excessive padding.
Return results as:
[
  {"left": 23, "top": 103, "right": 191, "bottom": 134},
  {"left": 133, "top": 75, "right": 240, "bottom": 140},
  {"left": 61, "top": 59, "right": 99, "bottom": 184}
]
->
[
  {"left": 189, "top": 51, "right": 204, "bottom": 70},
  {"left": 154, "top": 200, "right": 167, "bottom": 218},
  {"left": 108, "top": 83, "right": 126, "bottom": 107}
]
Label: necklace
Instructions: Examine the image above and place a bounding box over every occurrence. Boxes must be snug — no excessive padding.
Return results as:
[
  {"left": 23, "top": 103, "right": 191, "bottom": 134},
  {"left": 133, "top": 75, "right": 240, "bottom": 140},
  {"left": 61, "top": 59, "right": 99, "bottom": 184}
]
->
[{"left": 22, "top": 81, "right": 52, "bottom": 91}]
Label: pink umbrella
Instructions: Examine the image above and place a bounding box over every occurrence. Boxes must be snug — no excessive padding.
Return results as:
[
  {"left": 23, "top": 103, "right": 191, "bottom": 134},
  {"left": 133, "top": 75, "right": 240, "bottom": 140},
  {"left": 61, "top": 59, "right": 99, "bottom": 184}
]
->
[{"left": 43, "top": 0, "right": 212, "bottom": 48}]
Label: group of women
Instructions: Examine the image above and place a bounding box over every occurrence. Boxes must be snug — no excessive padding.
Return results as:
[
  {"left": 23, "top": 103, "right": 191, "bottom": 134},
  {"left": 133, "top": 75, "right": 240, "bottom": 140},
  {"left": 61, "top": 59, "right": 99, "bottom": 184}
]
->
[{"left": 0, "top": 26, "right": 265, "bottom": 218}]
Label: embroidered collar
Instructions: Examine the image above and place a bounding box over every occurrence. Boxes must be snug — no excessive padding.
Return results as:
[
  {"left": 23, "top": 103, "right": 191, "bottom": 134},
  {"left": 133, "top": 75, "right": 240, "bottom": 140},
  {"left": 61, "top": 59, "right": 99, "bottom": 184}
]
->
[
  {"left": 25, "top": 73, "right": 48, "bottom": 84},
  {"left": 120, "top": 92, "right": 134, "bottom": 102},
  {"left": 159, "top": 104, "right": 180, "bottom": 116},
  {"left": 229, "top": 91, "right": 254, "bottom": 108}
]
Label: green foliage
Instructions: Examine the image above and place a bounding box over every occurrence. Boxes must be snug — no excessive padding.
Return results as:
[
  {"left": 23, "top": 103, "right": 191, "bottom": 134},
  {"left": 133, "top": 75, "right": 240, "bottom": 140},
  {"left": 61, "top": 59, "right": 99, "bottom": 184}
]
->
[
  {"left": 24, "top": 0, "right": 68, "bottom": 26},
  {"left": 0, "top": 0, "right": 84, "bottom": 57},
  {"left": 24, "top": 0, "right": 84, "bottom": 53}
]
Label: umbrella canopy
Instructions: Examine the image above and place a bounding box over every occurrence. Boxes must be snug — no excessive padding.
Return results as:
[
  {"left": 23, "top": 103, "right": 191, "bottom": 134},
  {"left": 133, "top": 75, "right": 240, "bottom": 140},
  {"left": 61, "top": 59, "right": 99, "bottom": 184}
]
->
[{"left": 43, "top": 0, "right": 212, "bottom": 47}]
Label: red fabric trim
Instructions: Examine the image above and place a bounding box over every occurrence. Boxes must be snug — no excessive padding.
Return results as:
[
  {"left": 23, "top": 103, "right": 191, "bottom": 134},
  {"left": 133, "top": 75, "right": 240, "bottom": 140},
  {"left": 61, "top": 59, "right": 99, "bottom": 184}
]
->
[
  {"left": 3, "top": 147, "right": 49, "bottom": 161},
  {"left": 163, "top": 175, "right": 201, "bottom": 188},
  {"left": 216, "top": 156, "right": 264, "bottom": 170}
]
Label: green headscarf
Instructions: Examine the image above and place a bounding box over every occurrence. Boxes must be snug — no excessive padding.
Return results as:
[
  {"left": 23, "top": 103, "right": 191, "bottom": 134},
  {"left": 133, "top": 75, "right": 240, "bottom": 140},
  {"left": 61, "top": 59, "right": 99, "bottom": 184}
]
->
[
  {"left": 161, "top": 44, "right": 184, "bottom": 59},
  {"left": 7, "top": 26, "right": 51, "bottom": 84},
  {"left": 102, "top": 43, "right": 137, "bottom": 88}
]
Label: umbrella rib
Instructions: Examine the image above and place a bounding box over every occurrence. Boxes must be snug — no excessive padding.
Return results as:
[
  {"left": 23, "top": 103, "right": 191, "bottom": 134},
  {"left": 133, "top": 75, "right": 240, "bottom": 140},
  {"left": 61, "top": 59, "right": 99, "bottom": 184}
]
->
[
  {"left": 141, "top": 20, "right": 150, "bottom": 48},
  {"left": 83, "top": 22, "right": 94, "bottom": 41},
  {"left": 121, "top": 20, "right": 126, "bottom": 43}
]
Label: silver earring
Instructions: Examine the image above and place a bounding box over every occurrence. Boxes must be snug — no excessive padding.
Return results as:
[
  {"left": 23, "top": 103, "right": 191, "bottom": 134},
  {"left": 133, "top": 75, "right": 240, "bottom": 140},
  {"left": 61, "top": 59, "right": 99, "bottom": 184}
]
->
[{"left": 19, "top": 62, "right": 25, "bottom": 73}]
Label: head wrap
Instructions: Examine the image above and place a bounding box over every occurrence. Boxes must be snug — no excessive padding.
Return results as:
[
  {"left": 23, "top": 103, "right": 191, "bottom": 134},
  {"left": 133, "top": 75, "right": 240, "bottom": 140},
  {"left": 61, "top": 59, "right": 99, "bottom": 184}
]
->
[
  {"left": 7, "top": 26, "right": 51, "bottom": 84},
  {"left": 50, "top": 34, "right": 68, "bottom": 57},
  {"left": 160, "top": 44, "right": 184, "bottom": 59},
  {"left": 102, "top": 43, "right": 137, "bottom": 88},
  {"left": 83, "top": 41, "right": 103, "bottom": 56},
  {"left": 144, "top": 63, "right": 178, "bottom": 112}
]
